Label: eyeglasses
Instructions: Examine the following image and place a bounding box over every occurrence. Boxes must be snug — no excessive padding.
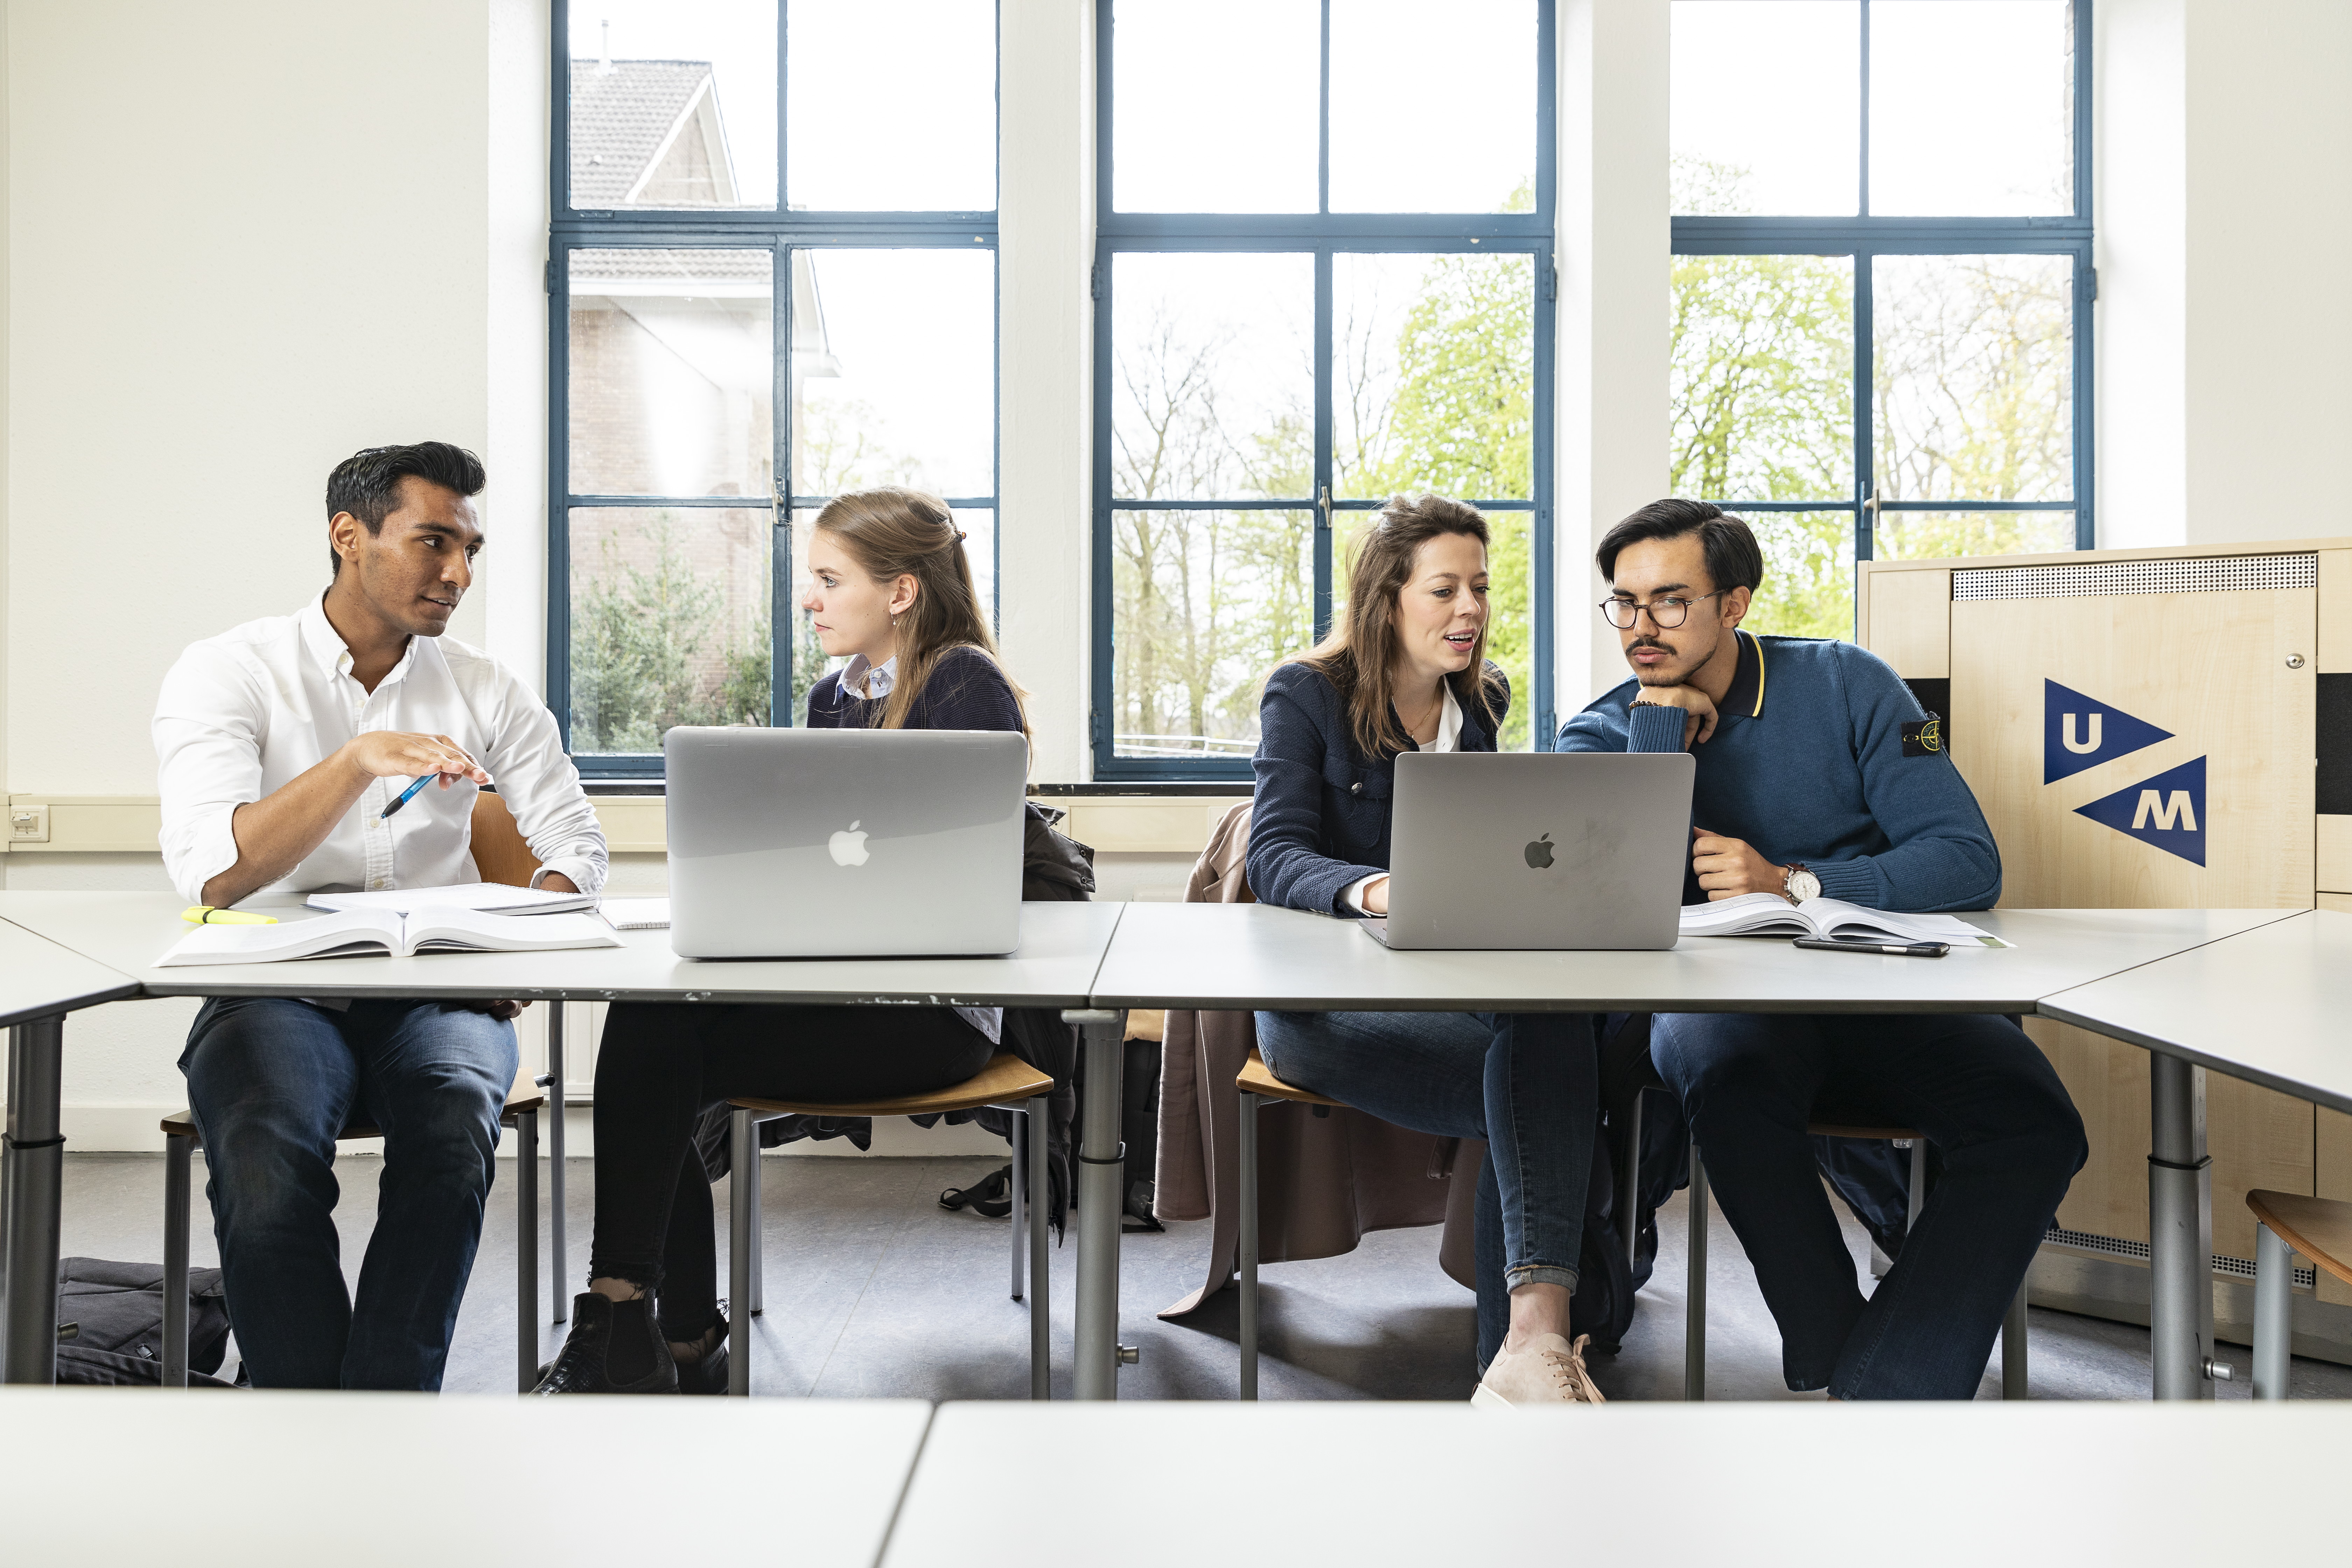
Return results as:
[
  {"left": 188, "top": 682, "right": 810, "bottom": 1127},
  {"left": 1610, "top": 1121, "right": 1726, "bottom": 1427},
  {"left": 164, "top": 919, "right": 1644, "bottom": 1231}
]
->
[{"left": 1597, "top": 590, "right": 1724, "bottom": 631}]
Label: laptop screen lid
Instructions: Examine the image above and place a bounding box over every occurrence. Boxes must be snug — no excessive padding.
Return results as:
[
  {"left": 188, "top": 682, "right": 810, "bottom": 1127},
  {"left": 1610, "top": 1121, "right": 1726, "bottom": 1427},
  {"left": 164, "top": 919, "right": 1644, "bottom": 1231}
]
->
[
  {"left": 665, "top": 726, "right": 1028, "bottom": 959},
  {"left": 1381, "top": 751, "right": 1695, "bottom": 950}
]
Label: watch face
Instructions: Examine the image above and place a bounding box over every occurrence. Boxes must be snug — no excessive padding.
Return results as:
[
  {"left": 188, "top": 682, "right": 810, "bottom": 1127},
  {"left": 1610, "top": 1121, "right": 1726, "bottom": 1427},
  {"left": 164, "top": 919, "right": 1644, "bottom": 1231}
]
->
[{"left": 1789, "top": 868, "right": 1821, "bottom": 903}]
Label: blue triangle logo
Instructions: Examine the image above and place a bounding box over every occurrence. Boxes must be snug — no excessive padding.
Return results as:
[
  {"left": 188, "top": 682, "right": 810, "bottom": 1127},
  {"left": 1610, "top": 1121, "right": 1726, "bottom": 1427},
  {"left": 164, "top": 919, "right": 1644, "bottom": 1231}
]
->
[
  {"left": 2074, "top": 756, "right": 2206, "bottom": 866},
  {"left": 2043, "top": 680, "right": 2174, "bottom": 783}
]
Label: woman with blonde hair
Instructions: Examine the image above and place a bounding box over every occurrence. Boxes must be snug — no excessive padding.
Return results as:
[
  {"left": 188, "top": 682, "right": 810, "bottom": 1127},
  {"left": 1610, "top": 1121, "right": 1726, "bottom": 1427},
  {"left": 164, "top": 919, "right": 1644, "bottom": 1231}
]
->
[
  {"left": 1248, "top": 493, "right": 1608, "bottom": 1407},
  {"left": 536, "top": 486, "right": 1027, "bottom": 1394}
]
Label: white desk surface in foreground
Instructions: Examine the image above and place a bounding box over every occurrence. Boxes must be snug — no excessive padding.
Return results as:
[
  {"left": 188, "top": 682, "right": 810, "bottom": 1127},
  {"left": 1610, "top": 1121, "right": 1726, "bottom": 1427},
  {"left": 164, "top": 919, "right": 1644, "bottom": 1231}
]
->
[
  {"left": 1090, "top": 901, "right": 2295, "bottom": 1014},
  {"left": 0, "top": 917, "right": 139, "bottom": 1027},
  {"left": 887, "top": 1401, "right": 2348, "bottom": 1567},
  {"left": 0, "top": 891, "right": 1122, "bottom": 1009},
  {"left": 2040, "top": 908, "right": 2352, "bottom": 1114},
  {"left": 0, "top": 1389, "right": 930, "bottom": 1566}
]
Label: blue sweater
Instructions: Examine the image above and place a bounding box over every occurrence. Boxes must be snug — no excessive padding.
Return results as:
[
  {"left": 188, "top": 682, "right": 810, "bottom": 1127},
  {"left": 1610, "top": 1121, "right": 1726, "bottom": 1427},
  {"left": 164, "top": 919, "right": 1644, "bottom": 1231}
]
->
[
  {"left": 1556, "top": 632, "right": 2000, "bottom": 912},
  {"left": 804, "top": 644, "right": 1025, "bottom": 734},
  {"left": 1247, "top": 660, "right": 1508, "bottom": 916}
]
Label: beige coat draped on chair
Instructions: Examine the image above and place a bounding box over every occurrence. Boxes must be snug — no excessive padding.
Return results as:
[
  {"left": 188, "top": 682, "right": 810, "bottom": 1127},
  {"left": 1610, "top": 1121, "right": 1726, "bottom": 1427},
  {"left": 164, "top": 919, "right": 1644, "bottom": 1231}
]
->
[{"left": 1152, "top": 799, "right": 1482, "bottom": 1320}]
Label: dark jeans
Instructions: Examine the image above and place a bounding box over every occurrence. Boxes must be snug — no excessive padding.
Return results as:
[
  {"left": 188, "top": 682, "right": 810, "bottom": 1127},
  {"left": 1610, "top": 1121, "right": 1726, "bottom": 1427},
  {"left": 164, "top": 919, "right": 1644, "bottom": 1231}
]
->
[
  {"left": 1652, "top": 1010, "right": 2086, "bottom": 1400},
  {"left": 1253, "top": 1009, "right": 1600, "bottom": 1368},
  {"left": 180, "top": 995, "right": 518, "bottom": 1391},
  {"left": 587, "top": 1001, "right": 994, "bottom": 1340}
]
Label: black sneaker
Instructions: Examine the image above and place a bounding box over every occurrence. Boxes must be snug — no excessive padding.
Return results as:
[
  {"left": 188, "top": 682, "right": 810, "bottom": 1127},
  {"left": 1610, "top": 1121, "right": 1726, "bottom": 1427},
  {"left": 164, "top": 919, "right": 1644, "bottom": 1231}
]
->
[{"left": 531, "top": 1293, "right": 679, "bottom": 1395}]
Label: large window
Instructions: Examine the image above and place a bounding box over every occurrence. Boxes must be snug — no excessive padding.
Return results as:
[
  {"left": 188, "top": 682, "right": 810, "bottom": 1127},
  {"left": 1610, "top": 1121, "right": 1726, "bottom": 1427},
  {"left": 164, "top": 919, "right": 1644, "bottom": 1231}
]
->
[
  {"left": 1093, "top": 0, "right": 1556, "bottom": 778},
  {"left": 549, "top": 1, "right": 998, "bottom": 775},
  {"left": 1671, "top": 0, "right": 2092, "bottom": 638}
]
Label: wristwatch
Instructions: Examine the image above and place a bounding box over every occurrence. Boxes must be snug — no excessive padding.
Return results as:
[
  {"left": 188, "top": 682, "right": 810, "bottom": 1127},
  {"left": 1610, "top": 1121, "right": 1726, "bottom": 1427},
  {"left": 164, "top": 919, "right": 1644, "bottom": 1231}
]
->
[{"left": 1782, "top": 863, "right": 1821, "bottom": 905}]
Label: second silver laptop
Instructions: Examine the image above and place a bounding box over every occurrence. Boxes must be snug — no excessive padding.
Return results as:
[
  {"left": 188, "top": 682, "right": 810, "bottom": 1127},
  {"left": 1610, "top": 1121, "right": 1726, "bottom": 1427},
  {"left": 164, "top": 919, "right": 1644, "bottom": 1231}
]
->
[{"left": 1368, "top": 751, "right": 1696, "bottom": 950}]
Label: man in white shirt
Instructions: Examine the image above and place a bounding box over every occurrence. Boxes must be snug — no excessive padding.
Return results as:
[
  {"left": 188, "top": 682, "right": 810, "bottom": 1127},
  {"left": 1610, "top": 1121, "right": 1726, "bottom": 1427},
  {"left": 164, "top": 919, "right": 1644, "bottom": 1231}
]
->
[{"left": 153, "top": 441, "right": 608, "bottom": 1390}]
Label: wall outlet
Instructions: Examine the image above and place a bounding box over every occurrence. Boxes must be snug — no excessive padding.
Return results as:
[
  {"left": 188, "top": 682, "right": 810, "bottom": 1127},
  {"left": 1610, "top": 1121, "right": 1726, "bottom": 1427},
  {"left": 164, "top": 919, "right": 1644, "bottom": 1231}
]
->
[{"left": 9, "top": 805, "right": 50, "bottom": 842}]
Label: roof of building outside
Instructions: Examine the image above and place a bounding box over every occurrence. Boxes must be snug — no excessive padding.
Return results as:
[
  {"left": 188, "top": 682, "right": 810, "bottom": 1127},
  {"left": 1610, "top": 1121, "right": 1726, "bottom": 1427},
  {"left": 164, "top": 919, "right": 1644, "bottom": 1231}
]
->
[{"left": 568, "top": 58, "right": 715, "bottom": 207}]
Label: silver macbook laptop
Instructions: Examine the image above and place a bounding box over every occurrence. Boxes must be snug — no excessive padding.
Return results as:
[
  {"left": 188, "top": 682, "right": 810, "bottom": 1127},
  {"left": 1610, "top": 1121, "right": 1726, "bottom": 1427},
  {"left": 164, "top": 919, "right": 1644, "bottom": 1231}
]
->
[
  {"left": 1363, "top": 751, "right": 1696, "bottom": 950},
  {"left": 665, "top": 726, "right": 1028, "bottom": 958}
]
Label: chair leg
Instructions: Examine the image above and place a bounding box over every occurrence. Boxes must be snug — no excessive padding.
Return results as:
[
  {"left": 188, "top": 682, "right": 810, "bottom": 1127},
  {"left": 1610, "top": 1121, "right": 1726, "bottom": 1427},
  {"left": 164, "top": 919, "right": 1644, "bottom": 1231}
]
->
[
  {"left": 1010, "top": 1110, "right": 1027, "bottom": 1302},
  {"left": 1027, "top": 1095, "right": 1050, "bottom": 1400},
  {"left": 2253, "top": 1222, "right": 2292, "bottom": 1400},
  {"left": 1685, "top": 1143, "right": 1707, "bottom": 1402},
  {"left": 2001, "top": 1277, "right": 2029, "bottom": 1400},
  {"left": 162, "top": 1131, "right": 193, "bottom": 1390},
  {"left": 747, "top": 1124, "right": 765, "bottom": 1318},
  {"left": 547, "top": 1003, "right": 567, "bottom": 1326},
  {"left": 1239, "top": 1091, "right": 1260, "bottom": 1401},
  {"left": 514, "top": 1109, "right": 539, "bottom": 1394},
  {"left": 1905, "top": 1137, "right": 1927, "bottom": 1234},
  {"left": 728, "top": 1109, "right": 756, "bottom": 1395},
  {"left": 1619, "top": 1090, "right": 1645, "bottom": 1267}
]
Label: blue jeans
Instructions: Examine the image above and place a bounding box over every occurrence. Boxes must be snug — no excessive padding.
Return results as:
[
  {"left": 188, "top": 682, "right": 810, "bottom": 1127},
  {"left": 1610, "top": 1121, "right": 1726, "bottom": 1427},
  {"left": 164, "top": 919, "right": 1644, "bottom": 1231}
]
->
[
  {"left": 181, "top": 996, "right": 519, "bottom": 1390},
  {"left": 1652, "top": 1011, "right": 2086, "bottom": 1400},
  {"left": 1254, "top": 1010, "right": 1600, "bottom": 1367}
]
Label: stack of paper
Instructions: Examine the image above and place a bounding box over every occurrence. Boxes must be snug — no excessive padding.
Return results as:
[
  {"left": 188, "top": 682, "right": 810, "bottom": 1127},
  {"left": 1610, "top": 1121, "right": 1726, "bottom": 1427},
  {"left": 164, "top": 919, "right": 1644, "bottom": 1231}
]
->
[{"left": 307, "top": 882, "right": 597, "bottom": 917}]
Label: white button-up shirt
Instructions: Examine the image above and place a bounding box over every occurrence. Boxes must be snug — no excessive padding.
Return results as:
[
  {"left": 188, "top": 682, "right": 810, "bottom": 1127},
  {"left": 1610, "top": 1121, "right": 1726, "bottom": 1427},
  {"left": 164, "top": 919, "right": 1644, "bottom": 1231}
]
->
[{"left": 154, "top": 595, "right": 608, "bottom": 905}]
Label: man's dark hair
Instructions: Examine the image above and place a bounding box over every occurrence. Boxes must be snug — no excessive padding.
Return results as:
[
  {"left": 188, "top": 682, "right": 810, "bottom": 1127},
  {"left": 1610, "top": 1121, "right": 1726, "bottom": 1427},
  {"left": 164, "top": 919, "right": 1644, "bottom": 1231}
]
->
[
  {"left": 1595, "top": 498, "right": 1764, "bottom": 594},
  {"left": 325, "top": 442, "right": 486, "bottom": 575}
]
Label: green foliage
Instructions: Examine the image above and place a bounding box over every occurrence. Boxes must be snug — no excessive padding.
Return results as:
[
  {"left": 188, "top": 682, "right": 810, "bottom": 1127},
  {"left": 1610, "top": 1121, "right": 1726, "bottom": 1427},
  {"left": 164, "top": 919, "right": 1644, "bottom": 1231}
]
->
[{"left": 569, "top": 514, "right": 770, "bottom": 752}]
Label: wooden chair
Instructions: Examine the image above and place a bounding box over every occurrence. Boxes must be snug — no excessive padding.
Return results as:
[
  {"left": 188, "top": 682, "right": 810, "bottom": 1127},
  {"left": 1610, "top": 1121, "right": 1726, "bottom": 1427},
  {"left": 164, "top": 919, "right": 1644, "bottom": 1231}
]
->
[
  {"left": 1687, "top": 1124, "right": 2029, "bottom": 1400},
  {"left": 1234, "top": 1048, "right": 1345, "bottom": 1398},
  {"left": 726, "top": 1051, "right": 1056, "bottom": 1398},
  {"left": 160, "top": 1066, "right": 548, "bottom": 1391},
  {"left": 2246, "top": 1190, "right": 2352, "bottom": 1399}
]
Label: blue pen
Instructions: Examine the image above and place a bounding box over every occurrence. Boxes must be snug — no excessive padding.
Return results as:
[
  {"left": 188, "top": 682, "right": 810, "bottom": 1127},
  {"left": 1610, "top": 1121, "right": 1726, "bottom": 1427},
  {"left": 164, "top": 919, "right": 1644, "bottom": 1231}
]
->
[{"left": 379, "top": 774, "right": 437, "bottom": 820}]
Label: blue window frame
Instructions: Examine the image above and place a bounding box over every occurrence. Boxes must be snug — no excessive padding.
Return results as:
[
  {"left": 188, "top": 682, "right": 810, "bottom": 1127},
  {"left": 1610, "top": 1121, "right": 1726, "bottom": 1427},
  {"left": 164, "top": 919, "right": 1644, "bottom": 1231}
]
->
[
  {"left": 547, "top": 0, "right": 1000, "bottom": 778},
  {"left": 1091, "top": 0, "right": 1559, "bottom": 781},
  {"left": 1671, "top": 0, "right": 2094, "bottom": 641}
]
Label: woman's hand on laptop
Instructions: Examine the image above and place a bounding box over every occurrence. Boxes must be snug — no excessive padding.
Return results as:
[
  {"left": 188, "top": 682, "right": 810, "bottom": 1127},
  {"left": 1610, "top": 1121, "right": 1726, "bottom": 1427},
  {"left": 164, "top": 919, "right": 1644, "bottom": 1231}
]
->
[
  {"left": 1692, "top": 828, "right": 1784, "bottom": 901},
  {"left": 1359, "top": 875, "right": 1391, "bottom": 916},
  {"left": 1631, "top": 685, "right": 1718, "bottom": 748}
]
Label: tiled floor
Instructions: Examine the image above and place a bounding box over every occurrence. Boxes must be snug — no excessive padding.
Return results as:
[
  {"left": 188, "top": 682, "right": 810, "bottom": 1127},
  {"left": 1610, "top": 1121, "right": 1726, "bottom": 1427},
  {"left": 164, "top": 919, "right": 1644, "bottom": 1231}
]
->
[{"left": 52, "top": 1150, "right": 2352, "bottom": 1400}]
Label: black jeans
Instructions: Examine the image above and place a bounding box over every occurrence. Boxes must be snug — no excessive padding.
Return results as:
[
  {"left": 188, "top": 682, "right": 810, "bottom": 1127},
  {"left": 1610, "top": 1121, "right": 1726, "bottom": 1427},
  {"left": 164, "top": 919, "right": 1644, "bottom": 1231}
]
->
[
  {"left": 1652, "top": 1010, "right": 2086, "bottom": 1399},
  {"left": 587, "top": 1001, "right": 995, "bottom": 1339}
]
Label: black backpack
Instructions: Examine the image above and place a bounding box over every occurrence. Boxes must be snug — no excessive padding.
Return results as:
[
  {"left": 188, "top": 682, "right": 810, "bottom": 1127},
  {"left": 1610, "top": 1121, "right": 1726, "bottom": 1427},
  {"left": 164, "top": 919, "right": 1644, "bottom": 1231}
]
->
[
  {"left": 1568, "top": 1016, "right": 1693, "bottom": 1354},
  {"left": 55, "top": 1258, "right": 236, "bottom": 1387}
]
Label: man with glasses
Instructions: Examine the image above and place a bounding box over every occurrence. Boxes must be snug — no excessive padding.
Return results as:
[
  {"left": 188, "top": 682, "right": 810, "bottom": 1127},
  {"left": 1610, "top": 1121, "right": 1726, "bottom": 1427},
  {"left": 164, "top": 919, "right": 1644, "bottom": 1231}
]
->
[{"left": 1556, "top": 498, "right": 2084, "bottom": 1400}]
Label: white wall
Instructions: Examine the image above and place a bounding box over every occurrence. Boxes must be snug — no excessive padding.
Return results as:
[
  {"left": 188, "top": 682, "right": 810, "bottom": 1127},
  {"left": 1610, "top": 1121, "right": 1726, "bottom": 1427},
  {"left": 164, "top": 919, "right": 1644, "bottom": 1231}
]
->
[{"left": 2097, "top": 0, "right": 2352, "bottom": 549}]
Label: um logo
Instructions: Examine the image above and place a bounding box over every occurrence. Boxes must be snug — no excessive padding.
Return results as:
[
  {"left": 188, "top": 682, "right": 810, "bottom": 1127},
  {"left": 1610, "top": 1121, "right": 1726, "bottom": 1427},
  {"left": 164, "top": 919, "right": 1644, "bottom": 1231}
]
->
[
  {"left": 2075, "top": 756, "right": 2207, "bottom": 866},
  {"left": 2043, "top": 680, "right": 2174, "bottom": 783}
]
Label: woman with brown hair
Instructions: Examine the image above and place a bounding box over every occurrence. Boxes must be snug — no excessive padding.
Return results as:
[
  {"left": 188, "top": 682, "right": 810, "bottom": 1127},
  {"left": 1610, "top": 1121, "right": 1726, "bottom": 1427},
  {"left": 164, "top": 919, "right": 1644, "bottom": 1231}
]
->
[
  {"left": 535, "top": 486, "right": 1027, "bottom": 1395},
  {"left": 1247, "top": 493, "right": 1608, "bottom": 1407}
]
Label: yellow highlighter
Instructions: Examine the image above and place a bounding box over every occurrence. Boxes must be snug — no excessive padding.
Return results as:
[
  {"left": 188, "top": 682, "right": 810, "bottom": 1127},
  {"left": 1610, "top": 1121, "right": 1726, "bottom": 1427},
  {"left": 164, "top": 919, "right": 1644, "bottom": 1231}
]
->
[{"left": 181, "top": 906, "right": 278, "bottom": 926}]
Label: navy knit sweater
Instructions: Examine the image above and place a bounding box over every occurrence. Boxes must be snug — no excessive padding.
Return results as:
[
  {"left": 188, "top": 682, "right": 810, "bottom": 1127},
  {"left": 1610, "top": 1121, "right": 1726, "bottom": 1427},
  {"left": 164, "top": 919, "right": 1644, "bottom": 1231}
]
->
[
  {"left": 1556, "top": 631, "right": 2000, "bottom": 913},
  {"left": 1247, "top": 659, "right": 1509, "bottom": 916},
  {"left": 804, "top": 644, "right": 1025, "bottom": 735}
]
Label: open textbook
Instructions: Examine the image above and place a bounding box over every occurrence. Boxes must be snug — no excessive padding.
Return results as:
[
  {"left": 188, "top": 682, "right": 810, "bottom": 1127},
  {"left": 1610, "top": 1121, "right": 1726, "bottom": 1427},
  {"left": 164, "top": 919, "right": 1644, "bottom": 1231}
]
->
[
  {"left": 158, "top": 908, "right": 620, "bottom": 968},
  {"left": 1678, "top": 893, "right": 1996, "bottom": 946},
  {"left": 307, "top": 882, "right": 597, "bottom": 917}
]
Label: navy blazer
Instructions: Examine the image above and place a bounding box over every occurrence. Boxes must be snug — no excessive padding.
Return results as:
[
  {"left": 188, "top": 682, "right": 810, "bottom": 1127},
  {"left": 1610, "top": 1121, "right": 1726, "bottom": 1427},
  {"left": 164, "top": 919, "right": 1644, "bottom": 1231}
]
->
[{"left": 1247, "top": 659, "right": 1509, "bottom": 916}]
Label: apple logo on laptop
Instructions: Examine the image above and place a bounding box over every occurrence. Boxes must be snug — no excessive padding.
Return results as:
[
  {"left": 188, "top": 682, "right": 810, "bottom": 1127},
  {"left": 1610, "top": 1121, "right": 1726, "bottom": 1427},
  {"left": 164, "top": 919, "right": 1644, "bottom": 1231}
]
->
[
  {"left": 828, "top": 821, "right": 871, "bottom": 867},
  {"left": 1524, "top": 833, "right": 1555, "bottom": 870}
]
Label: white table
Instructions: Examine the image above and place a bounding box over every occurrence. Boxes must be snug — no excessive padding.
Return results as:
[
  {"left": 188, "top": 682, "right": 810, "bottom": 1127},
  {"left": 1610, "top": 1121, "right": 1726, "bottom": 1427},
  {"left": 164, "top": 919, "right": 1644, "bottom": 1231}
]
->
[
  {"left": 0, "top": 1387, "right": 929, "bottom": 1564},
  {"left": 2040, "top": 909, "right": 2352, "bottom": 1401},
  {"left": 0, "top": 891, "right": 1125, "bottom": 1386},
  {"left": 1070, "top": 902, "right": 2300, "bottom": 1401},
  {"left": 886, "top": 1400, "right": 2350, "bottom": 1566},
  {"left": 0, "top": 921, "right": 142, "bottom": 1384}
]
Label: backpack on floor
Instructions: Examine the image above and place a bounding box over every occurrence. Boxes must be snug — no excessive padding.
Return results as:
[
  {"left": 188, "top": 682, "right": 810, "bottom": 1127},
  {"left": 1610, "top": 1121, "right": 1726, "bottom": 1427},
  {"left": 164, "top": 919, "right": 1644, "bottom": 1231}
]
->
[
  {"left": 54, "top": 1257, "right": 235, "bottom": 1387},
  {"left": 1572, "top": 1016, "right": 1694, "bottom": 1354}
]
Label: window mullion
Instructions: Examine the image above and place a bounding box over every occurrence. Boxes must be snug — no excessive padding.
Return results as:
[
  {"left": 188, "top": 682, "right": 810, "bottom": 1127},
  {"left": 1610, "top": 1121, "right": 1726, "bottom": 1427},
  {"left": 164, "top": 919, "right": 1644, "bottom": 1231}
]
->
[
  {"left": 1855, "top": 247, "right": 1876, "bottom": 577},
  {"left": 1313, "top": 249, "right": 1335, "bottom": 640},
  {"left": 772, "top": 237, "right": 794, "bottom": 728}
]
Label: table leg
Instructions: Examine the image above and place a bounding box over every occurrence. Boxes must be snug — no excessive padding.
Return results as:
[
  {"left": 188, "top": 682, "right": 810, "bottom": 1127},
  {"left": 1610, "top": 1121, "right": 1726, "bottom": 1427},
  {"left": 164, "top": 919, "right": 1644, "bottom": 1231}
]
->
[
  {"left": 1067, "top": 1008, "right": 1127, "bottom": 1401},
  {"left": 547, "top": 1003, "right": 567, "bottom": 1324},
  {"left": 2148, "top": 1052, "right": 2215, "bottom": 1400},
  {"left": 3, "top": 1016, "right": 65, "bottom": 1385}
]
